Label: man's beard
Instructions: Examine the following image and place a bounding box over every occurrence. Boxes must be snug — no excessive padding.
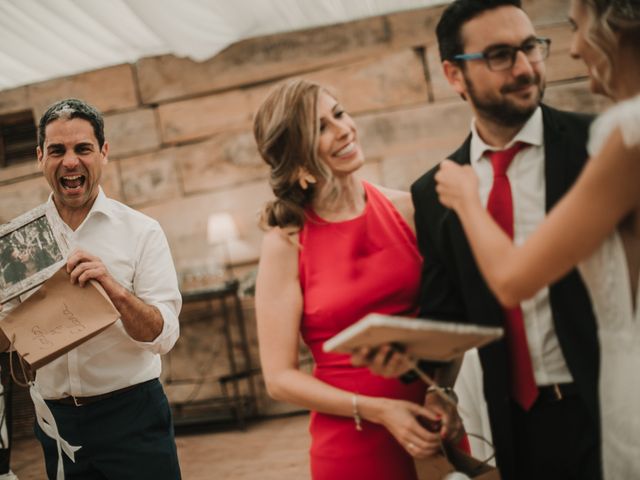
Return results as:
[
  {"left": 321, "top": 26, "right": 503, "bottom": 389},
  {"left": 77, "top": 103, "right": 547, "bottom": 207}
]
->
[{"left": 465, "top": 72, "right": 545, "bottom": 127}]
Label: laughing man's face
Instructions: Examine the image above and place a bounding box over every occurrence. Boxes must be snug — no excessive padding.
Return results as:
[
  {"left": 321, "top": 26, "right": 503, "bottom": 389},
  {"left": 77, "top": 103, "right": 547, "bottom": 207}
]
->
[{"left": 37, "top": 118, "right": 108, "bottom": 223}]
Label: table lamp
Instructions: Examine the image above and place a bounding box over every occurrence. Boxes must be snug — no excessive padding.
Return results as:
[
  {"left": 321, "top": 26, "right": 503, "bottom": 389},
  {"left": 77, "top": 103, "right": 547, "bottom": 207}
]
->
[{"left": 207, "top": 212, "right": 239, "bottom": 278}]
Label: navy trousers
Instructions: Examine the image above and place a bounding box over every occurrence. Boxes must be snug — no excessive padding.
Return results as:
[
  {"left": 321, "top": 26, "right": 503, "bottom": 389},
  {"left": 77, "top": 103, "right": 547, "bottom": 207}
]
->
[
  {"left": 35, "top": 379, "right": 181, "bottom": 480},
  {"left": 511, "top": 394, "right": 601, "bottom": 480}
]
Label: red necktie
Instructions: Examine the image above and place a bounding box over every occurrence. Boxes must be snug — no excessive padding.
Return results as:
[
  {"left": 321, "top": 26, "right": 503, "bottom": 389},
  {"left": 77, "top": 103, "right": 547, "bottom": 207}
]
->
[{"left": 486, "top": 142, "right": 539, "bottom": 411}]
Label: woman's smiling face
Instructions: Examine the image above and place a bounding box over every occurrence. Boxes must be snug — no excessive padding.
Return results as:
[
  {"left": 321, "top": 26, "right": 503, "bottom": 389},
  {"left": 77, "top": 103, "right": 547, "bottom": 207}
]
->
[
  {"left": 568, "top": 0, "right": 610, "bottom": 95},
  {"left": 315, "top": 91, "right": 364, "bottom": 178}
]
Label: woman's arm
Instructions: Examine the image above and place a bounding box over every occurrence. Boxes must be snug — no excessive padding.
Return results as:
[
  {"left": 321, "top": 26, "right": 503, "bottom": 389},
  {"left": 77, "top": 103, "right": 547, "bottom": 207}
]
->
[
  {"left": 435, "top": 128, "right": 640, "bottom": 306},
  {"left": 256, "top": 227, "right": 442, "bottom": 457},
  {"left": 355, "top": 185, "right": 464, "bottom": 440}
]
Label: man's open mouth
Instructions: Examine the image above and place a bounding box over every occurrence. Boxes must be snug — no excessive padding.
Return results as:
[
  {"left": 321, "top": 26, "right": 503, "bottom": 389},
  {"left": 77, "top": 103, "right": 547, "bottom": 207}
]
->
[{"left": 60, "top": 175, "right": 86, "bottom": 190}]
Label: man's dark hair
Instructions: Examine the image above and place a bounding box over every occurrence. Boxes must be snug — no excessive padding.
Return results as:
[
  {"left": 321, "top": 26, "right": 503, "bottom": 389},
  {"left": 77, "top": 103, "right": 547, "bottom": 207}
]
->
[
  {"left": 38, "top": 98, "right": 105, "bottom": 150},
  {"left": 436, "top": 0, "right": 522, "bottom": 63}
]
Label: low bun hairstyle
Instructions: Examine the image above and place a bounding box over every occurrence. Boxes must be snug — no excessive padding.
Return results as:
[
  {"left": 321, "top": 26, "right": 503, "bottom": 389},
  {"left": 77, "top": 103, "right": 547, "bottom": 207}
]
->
[{"left": 253, "top": 79, "right": 334, "bottom": 230}]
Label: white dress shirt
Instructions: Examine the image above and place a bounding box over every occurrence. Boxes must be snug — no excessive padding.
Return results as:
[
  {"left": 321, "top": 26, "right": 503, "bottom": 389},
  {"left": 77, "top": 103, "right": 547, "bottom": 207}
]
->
[
  {"left": 29, "top": 189, "right": 181, "bottom": 399},
  {"left": 469, "top": 107, "right": 573, "bottom": 386}
]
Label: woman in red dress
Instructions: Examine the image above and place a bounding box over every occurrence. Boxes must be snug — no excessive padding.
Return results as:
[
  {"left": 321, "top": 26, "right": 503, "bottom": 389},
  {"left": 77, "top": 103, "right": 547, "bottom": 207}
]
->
[{"left": 253, "top": 79, "right": 460, "bottom": 479}]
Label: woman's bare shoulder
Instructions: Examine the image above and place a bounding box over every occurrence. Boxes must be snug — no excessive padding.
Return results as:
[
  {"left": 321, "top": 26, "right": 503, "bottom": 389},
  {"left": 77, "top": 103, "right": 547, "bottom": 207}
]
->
[
  {"left": 374, "top": 184, "right": 409, "bottom": 199},
  {"left": 371, "top": 184, "right": 414, "bottom": 227},
  {"left": 261, "top": 226, "right": 300, "bottom": 257}
]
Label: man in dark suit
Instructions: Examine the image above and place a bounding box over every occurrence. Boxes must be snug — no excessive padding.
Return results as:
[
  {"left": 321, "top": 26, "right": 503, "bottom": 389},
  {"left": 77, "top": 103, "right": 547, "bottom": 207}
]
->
[{"left": 411, "top": 1, "right": 601, "bottom": 479}]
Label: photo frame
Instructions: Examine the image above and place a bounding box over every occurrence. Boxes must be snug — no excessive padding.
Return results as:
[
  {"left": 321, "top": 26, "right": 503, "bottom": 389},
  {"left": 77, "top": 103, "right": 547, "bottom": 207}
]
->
[{"left": 0, "top": 204, "right": 69, "bottom": 304}]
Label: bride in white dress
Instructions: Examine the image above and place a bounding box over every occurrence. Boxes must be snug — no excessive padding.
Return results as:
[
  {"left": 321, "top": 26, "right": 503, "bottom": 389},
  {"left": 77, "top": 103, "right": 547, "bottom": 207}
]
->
[{"left": 434, "top": 0, "right": 640, "bottom": 478}]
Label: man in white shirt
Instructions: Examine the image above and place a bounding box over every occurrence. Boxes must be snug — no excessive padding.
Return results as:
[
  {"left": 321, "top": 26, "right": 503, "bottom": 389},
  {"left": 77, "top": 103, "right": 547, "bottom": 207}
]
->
[
  {"left": 411, "top": 1, "right": 601, "bottom": 479},
  {"left": 10, "top": 98, "right": 182, "bottom": 479}
]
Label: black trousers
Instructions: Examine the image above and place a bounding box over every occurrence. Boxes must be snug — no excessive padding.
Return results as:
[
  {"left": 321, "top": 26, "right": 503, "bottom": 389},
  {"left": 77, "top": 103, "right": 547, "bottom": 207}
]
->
[
  {"left": 511, "top": 393, "right": 602, "bottom": 480},
  {"left": 35, "top": 379, "right": 181, "bottom": 480}
]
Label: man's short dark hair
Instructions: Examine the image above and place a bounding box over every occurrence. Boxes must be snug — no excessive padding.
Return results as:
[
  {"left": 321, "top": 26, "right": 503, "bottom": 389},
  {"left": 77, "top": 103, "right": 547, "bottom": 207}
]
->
[
  {"left": 436, "top": 0, "right": 522, "bottom": 63},
  {"left": 38, "top": 98, "right": 105, "bottom": 150}
]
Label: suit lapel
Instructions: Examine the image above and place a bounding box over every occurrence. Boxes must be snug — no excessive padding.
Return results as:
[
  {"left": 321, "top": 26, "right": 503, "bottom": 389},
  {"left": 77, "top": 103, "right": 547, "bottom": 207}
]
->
[
  {"left": 448, "top": 134, "right": 472, "bottom": 166},
  {"left": 542, "top": 105, "right": 568, "bottom": 212},
  {"left": 442, "top": 135, "right": 505, "bottom": 327},
  {"left": 444, "top": 135, "right": 472, "bottom": 245},
  {"left": 450, "top": 107, "right": 573, "bottom": 214}
]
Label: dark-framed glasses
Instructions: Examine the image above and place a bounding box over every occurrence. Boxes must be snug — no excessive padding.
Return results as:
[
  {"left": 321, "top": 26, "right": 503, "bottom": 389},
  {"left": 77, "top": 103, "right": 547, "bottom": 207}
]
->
[{"left": 453, "top": 37, "right": 551, "bottom": 71}]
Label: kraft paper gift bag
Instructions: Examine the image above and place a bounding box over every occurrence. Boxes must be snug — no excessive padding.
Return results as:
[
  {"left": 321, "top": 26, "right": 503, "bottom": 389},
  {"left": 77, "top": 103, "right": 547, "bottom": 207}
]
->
[{"left": 0, "top": 267, "right": 120, "bottom": 370}]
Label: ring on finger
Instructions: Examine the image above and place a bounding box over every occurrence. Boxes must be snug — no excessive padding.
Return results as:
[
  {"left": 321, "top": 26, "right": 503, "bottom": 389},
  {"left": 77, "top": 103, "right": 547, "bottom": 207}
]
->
[{"left": 407, "top": 442, "right": 416, "bottom": 450}]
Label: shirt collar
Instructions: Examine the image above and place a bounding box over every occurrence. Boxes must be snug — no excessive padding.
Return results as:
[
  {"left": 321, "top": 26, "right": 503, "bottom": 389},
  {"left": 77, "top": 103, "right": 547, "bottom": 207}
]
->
[
  {"left": 470, "top": 106, "right": 543, "bottom": 166},
  {"left": 46, "top": 187, "right": 114, "bottom": 225}
]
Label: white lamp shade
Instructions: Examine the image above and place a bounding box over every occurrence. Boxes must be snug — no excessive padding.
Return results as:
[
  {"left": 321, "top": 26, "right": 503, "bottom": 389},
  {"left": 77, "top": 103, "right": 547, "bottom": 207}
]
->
[{"left": 207, "top": 213, "right": 239, "bottom": 245}]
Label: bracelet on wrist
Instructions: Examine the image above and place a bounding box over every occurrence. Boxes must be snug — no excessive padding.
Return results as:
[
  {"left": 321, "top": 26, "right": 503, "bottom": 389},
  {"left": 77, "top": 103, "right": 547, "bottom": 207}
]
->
[{"left": 352, "top": 393, "right": 363, "bottom": 431}]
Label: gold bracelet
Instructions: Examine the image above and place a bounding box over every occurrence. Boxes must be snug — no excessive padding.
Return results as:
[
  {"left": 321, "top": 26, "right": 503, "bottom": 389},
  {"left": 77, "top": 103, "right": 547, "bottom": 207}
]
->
[{"left": 352, "top": 393, "right": 363, "bottom": 431}]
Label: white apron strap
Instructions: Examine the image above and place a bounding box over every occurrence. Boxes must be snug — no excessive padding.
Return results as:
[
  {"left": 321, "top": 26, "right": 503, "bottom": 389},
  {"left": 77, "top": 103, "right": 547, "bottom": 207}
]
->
[{"left": 29, "top": 383, "right": 82, "bottom": 480}]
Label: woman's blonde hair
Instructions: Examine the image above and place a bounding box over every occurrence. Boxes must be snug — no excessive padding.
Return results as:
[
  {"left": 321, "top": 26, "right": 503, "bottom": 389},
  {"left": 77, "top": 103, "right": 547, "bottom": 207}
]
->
[
  {"left": 581, "top": 0, "right": 640, "bottom": 95},
  {"left": 253, "top": 79, "right": 336, "bottom": 230}
]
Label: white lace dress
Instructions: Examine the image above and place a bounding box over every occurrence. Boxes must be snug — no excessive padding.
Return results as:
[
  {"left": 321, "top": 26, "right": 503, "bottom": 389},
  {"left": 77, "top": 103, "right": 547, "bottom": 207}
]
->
[{"left": 578, "top": 93, "right": 640, "bottom": 479}]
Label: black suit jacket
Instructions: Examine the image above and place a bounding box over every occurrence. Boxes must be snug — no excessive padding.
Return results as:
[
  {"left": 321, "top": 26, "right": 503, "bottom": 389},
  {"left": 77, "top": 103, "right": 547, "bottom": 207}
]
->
[{"left": 410, "top": 104, "right": 600, "bottom": 479}]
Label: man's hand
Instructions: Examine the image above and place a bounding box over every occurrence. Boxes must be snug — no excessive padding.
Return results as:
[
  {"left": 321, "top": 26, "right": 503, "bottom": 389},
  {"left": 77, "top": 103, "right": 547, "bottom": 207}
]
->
[
  {"left": 351, "top": 344, "right": 413, "bottom": 378},
  {"left": 66, "top": 249, "right": 164, "bottom": 343},
  {"left": 66, "top": 249, "right": 126, "bottom": 298}
]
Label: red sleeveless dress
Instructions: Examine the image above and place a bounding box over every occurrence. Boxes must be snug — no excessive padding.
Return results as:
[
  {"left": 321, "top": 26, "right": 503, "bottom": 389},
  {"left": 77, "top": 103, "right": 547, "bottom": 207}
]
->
[{"left": 299, "top": 181, "right": 426, "bottom": 480}]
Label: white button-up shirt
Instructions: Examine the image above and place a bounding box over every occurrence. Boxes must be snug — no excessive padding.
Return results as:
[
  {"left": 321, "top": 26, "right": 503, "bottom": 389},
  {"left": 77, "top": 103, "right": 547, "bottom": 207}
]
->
[
  {"left": 30, "top": 189, "right": 181, "bottom": 399},
  {"left": 469, "top": 107, "right": 573, "bottom": 386}
]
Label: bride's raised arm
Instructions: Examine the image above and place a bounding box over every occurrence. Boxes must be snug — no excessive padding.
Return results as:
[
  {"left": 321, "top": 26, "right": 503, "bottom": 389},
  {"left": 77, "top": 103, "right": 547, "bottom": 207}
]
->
[{"left": 435, "top": 127, "right": 640, "bottom": 307}]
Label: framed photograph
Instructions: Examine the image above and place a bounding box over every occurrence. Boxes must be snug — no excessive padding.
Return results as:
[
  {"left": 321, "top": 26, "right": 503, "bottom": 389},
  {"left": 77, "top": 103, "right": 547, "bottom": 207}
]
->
[
  {"left": 0, "top": 204, "right": 69, "bottom": 304},
  {"left": 323, "top": 313, "right": 503, "bottom": 361}
]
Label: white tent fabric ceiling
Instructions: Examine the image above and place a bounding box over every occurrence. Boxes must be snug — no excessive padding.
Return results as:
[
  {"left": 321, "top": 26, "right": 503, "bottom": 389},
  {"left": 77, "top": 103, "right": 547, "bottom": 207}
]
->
[{"left": 0, "top": 0, "right": 450, "bottom": 92}]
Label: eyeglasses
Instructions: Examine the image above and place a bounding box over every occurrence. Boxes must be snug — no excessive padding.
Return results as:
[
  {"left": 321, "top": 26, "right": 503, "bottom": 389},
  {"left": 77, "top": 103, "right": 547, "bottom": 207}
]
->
[{"left": 453, "top": 37, "right": 551, "bottom": 72}]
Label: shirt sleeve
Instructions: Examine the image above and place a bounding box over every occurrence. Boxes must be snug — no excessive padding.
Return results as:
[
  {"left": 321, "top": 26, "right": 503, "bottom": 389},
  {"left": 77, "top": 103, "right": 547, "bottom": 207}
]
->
[
  {"left": 0, "top": 299, "right": 19, "bottom": 352},
  {"left": 0, "top": 300, "right": 17, "bottom": 322},
  {"left": 129, "top": 221, "right": 181, "bottom": 354},
  {"left": 588, "top": 94, "right": 640, "bottom": 155},
  {"left": 617, "top": 95, "right": 640, "bottom": 148}
]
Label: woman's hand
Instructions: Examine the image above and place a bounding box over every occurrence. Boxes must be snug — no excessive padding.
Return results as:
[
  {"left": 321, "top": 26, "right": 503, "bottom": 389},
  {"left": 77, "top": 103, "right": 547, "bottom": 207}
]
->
[
  {"left": 424, "top": 389, "right": 465, "bottom": 445},
  {"left": 351, "top": 344, "right": 412, "bottom": 378},
  {"left": 434, "top": 160, "right": 481, "bottom": 213},
  {"left": 361, "top": 397, "right": 444, "bottom": 458}
]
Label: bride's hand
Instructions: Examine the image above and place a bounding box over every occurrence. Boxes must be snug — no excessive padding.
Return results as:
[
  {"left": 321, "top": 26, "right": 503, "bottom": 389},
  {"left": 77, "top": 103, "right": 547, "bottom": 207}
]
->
[{"left": 434, "top": 160, "right": 480, "bottom": 213}]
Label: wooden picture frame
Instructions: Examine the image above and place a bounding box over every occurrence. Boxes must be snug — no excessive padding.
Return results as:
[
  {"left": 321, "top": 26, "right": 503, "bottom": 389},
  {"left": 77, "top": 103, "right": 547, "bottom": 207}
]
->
[
  {"left": 323, "top": 313, "right": 503, "bottom": 362},
  {"left": 0, "top": 204, "right": 69, "bottom": 303}
]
